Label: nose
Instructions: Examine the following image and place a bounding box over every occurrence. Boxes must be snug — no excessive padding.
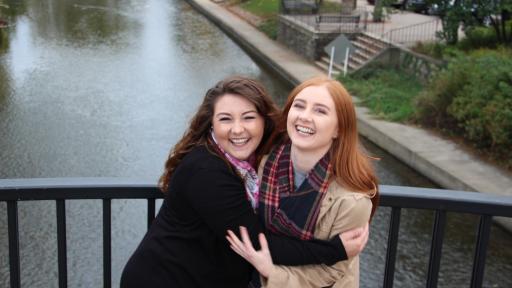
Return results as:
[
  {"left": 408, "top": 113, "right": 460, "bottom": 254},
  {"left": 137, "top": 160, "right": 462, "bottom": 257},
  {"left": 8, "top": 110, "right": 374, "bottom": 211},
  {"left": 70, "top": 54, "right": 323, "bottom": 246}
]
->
[
  {"left": 231, "top": 120, "right": 245, "bottom": 134},
  {"left": 298, "top": 108, "right": 312, "bottom": 122}
]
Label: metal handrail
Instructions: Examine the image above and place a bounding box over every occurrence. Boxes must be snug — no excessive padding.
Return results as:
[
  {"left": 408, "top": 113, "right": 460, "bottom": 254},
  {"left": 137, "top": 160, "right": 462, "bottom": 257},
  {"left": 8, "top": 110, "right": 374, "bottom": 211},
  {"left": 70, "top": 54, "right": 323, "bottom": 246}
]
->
[
  {"left": 1, "top": 178, "right": 512, "bottom": 288},
  {"left": 381, "top": 18, "right": 441, "bottom": 46}
]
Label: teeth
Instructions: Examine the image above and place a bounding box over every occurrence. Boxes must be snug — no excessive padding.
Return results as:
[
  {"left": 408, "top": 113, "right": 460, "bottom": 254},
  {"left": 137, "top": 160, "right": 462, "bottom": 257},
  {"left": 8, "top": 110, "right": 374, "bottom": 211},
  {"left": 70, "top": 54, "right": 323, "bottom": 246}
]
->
[
  {"left": 296, "top": 125, "right": 314, "bottom": 135},
  {"left": 231, "top": 138, "right": 249, "bottom": 145}
]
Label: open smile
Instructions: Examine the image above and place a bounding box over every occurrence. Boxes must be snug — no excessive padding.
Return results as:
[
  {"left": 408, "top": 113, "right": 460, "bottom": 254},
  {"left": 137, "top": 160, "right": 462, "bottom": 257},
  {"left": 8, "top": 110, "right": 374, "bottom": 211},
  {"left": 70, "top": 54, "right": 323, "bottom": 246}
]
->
[
  {"left": 229, "top": 138, "right": 250, "bottom": 146},
  {"left": 295, "top": 125, "right": 315, "bottom": 136}
]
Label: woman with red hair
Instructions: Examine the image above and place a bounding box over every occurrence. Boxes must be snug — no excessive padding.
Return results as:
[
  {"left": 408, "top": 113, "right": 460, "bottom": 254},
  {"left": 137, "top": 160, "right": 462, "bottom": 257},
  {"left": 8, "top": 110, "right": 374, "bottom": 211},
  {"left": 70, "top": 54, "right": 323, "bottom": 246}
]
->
[{"left": 228, "top": 76, "right": 379, "bottom": 287}]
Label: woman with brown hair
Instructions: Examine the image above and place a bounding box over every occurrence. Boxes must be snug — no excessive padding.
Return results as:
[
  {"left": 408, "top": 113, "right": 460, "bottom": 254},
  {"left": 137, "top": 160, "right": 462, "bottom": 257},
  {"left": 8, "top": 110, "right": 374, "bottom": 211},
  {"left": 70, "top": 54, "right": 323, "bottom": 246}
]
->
[
  {"left": 227, "top": 76, "right": 379, "bottom": 287},
  {"left": 120, "top": 76, "right": 369, "bottom": 288}
]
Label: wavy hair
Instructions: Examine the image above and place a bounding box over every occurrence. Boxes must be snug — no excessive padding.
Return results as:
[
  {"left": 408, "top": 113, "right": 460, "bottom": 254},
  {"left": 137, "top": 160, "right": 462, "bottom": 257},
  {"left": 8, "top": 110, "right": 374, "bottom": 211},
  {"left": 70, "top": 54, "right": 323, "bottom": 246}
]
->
[
  {"left": 264, "top": 76, "right": 379, "bottom": 217},
  {"left": 159, "top": 76, "right": 280, "bottom": 193}
]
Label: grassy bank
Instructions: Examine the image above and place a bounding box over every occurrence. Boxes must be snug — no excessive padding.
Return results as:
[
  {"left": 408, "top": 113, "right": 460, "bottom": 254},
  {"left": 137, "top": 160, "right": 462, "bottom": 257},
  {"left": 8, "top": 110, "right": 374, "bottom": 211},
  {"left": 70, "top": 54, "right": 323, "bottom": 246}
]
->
[
  {"left": 237, "top": 0, "right": 279, "bottom": 38},
  {"left": 339, "top": 67, "right": 423, "bottom": 122}
]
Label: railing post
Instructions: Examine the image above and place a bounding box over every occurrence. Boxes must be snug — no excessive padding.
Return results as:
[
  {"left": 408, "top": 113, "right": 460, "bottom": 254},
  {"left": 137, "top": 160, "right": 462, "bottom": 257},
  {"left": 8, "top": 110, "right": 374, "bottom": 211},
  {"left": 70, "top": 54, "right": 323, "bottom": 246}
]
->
[
  {"left": 383, "top": 207, "right": 401, "bottom": 288},
  {"left": 435, "top": 19, "right": 439, "bottom": 41},
  {"left": 426, "top": 210, "right": 446, "bottom": 288},
  {"left": 103, "top": 199, "right": 111, "bottom": 288},
  {"left": 147, "top": 199, "right": 156, "bottom": 229},
  {"left": 7, "top": 201, "right": 21, "bottom": 288},
  {"left": 56, "top": 200, "right": 68, "bottom": 288},
  {"left": 470, "top": 215, "right": 492, "bottom": 288}
]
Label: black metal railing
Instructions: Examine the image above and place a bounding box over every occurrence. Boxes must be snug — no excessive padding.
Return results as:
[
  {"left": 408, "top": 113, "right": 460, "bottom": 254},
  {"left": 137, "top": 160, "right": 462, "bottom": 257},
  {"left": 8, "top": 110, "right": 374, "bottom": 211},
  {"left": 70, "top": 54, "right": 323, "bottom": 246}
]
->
[
  {"left": 380, "top": 18, "right": 441, "bottom": 46},
  {"left": 0, "top": 178, "right": 162, "bottom": 288},
  {"left": 1, "top": 178, "right": 512, "bottom": 288},
  {"left": 378, "top": 185, "right": 512, "bottom": 288}
]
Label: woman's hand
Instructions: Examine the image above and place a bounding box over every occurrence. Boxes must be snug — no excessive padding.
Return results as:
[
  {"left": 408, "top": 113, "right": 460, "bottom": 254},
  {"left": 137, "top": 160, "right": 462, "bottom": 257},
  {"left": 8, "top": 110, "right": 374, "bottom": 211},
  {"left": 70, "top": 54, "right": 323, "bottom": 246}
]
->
[
  {"left": 339, "top": 222, "right": 369, "bottom": 258},
  {"left": 226, "top": 226, "right": 274, "bottom": 278}
]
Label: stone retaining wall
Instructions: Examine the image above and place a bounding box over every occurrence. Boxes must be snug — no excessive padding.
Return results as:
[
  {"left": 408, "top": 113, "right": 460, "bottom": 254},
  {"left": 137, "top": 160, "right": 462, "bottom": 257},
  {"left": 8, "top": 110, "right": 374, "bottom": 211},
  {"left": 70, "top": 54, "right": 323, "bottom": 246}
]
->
[
  {"left": 371, "top": 46, "right": 445, "bottom": 82},
  {"left": 277, "top": 16, "right": 356, "bottom": 61}
]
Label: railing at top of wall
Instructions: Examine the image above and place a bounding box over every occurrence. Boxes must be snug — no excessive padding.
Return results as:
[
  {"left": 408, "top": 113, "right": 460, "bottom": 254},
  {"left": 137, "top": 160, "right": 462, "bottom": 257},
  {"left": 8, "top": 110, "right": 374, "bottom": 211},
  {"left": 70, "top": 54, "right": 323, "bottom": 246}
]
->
[
  {"left": 380, "top": 18, "right": 442, "bottom": 47},
  {"left": 279, "top": 6, "right": 374, "bottom": 33},
  {"left": 1, "top": 178, "right": 511, "bottom": 288},
  {"left": 279, "top": 7, "right": 442, "bottom": 48}
]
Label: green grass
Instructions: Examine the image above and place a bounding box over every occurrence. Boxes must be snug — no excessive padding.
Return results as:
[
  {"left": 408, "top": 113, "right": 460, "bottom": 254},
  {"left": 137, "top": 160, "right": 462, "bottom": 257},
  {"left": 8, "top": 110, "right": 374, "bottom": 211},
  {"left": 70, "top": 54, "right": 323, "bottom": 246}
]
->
[
  {"left": 339, "top": 67, "right": 423, "bottom": 122},
  {"left": 239, "top": 0, "right": 279, "bottom": 18},
  {"left": 318, "top": 1, "right": 343, "bottom": 13},
  {"left": 237, "top": 0, "right": 279, "bottom": 39},
  {"left": 237, "top": 0, "right": 343, "bottom": 39},
  {"left": 258, "top": 18, "right": 278, "bottom": 39},
  {"left": 240, "top": 0, "right": 342, "bottom": 16}
]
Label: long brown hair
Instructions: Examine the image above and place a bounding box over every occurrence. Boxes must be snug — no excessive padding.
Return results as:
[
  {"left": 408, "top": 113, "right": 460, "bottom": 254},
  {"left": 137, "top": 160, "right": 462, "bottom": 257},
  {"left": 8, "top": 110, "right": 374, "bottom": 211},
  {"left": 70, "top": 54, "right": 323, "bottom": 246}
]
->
[
  {"left": 159, "top": 76, "right": 280, "bottom": 193},
  {"left": 265, "top": 76, "right": 379, "bottom": 217}
]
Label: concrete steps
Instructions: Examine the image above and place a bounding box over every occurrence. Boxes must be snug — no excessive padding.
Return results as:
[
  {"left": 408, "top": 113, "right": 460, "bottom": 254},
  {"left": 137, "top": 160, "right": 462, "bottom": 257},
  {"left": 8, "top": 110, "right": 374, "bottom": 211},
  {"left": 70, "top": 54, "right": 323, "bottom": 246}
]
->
[
  {"left": 315, "top": 56, "right": 342, "bottom": 76},
  {"left": 315, "top": 33, "right": 388, "bottom": 74},
  {"left": 347, "top": 33, "right": 388, "bottom": 71}
]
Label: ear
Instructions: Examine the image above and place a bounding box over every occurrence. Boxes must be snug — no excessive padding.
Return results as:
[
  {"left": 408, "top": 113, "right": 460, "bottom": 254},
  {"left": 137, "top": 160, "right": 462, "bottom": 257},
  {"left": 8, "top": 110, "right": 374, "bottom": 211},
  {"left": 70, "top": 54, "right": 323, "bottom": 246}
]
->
[{"left": 332, "top": 126, "right": 339, "bottom": 139}]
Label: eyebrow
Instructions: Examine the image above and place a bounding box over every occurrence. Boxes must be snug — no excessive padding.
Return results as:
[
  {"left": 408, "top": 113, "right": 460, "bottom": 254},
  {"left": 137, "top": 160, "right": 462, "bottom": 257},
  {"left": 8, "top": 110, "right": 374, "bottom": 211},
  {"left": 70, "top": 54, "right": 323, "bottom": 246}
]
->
[
  {"left": 242, "top": 110, "right": 258, "bottom": 115},
  {"left": 215, "top": 113, "right": 231, "bottom": 118},
  {"left": 314, "top": 103, "right": 331, "bottom": 111},
  {"left": 293, "top": 98, "right": 331, "bottom": 111},
  {"left": 214, "top": 110, "right": 258, "bottom": 118}
]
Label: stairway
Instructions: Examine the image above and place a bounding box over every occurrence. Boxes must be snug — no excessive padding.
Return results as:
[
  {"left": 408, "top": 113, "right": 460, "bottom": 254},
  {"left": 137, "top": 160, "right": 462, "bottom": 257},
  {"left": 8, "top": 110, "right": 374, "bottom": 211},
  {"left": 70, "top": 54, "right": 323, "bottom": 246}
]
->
[
  {"left": 315, "top": 33, "right": 388, "bottom": 75},
  {"left": 348, "top": 33, "right": 388, "bottom": 71},
  {"left": 315, "top": 57, "right": 343, "bottom": 77}
]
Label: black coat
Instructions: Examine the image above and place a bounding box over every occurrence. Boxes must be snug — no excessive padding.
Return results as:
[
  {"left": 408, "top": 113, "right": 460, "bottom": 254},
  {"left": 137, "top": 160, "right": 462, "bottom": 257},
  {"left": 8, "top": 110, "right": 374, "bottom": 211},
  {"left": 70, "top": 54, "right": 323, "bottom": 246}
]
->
[{"left": 121, "top": 145, "right": 346, "bottom": 288}]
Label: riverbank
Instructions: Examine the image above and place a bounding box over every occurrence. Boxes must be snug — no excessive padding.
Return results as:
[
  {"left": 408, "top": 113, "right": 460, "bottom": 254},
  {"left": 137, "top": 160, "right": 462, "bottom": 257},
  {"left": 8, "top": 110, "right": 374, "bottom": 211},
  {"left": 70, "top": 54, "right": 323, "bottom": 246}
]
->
[{"left": 184, "top": 0, "right": 512, "bottom": 231}]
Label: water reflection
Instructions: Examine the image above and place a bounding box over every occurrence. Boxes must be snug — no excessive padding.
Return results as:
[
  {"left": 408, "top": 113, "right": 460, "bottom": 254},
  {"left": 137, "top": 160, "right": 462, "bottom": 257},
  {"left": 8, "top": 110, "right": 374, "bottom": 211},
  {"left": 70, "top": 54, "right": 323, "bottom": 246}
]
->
[
  {"left": 28, "top": 0, "right": 134, "bottom": 45},
  {"left": 1, "top": 0, "right": 28, "bottom": 19},
  {"left": 0, "top": 29, "right": 8, "bottom": 54},
  {"left": 8, "top": 17, "right": 38, "bottom": 84}
]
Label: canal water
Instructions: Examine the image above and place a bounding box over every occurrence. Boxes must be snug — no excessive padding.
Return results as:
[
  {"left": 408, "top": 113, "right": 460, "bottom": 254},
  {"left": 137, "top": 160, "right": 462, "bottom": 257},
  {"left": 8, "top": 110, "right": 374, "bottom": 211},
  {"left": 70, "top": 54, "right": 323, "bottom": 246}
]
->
[{"left": 0, "top": 0, "right": 510, "bottom": 287}]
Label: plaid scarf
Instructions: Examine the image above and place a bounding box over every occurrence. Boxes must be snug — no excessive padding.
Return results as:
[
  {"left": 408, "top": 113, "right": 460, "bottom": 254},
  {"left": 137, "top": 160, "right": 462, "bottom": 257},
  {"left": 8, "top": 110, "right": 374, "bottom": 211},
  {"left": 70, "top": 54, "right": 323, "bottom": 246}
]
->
[
  {"left": 210, "top": 131, "right": 259, "bottom": 209},
  {"left": 258, "top": 141, "right": 332, "bottom": 240}
]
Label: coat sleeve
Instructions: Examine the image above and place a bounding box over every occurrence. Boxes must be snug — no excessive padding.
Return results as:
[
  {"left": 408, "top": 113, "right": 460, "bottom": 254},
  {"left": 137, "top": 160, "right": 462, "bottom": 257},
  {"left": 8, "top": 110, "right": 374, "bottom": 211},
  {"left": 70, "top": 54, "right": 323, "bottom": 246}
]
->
[
  {"left": 184, "top": 164, "right": 347, "bottom": 266},
  {"left": 261, "top": 194, "right": 372, "bottom": 287}
]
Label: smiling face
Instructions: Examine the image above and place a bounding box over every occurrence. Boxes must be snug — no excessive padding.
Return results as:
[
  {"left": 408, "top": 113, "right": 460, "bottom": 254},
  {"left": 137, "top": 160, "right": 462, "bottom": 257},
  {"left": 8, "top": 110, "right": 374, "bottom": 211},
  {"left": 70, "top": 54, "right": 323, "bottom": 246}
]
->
[
  {"left": 286, "top": 85, "right": 338, "bottom": 155},
  {"left": 212, "top": 94, "right": 265, "bottom": 161}
]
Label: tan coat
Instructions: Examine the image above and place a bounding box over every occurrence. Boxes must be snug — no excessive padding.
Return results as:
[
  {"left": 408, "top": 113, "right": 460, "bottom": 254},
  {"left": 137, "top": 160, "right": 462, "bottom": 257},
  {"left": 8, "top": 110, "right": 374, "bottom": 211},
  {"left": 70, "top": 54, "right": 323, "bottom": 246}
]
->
[{"left": 258, "top": 157, "right": 372, "bottom": 288}]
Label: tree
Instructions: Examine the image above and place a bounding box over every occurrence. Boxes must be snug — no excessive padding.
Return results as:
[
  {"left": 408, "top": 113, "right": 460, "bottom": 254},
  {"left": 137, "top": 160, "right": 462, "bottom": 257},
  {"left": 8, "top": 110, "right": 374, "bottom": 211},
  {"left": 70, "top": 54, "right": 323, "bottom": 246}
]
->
[
  {"left": 429, "top": 0, "right": 466, "bottom": 44},
  {"left": 472, "top": 0, "right": 512, "bottom": 44},
  {"left": 431, "top": 0, "right": 512, "bottom": 44}
]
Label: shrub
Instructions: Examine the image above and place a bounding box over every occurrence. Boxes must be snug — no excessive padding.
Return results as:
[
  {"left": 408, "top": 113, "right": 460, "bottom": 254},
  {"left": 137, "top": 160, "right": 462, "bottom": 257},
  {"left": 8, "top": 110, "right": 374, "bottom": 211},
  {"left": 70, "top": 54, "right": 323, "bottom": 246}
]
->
[
  {"left": 411, "top": 42, "right": 446, "bottom": 60},
  {"left": 416, "top": 49, "right": 512, "bottom": 166},
  {"left": 415, "top": 57, "right": 467, "bottom": 129},
  {"left": 411, "top": 42, "right": 464, "bottom": 60},
  {"left": 458, "top": 26, "right": 499, "bottom": 50}
]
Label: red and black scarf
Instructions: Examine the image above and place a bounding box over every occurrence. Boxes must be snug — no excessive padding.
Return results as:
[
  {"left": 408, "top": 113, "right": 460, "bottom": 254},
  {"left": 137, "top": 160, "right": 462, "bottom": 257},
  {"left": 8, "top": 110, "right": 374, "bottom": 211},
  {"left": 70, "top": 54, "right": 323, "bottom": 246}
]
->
[{"left": 258, "top": 141, "right": 332, "bottom": 240}]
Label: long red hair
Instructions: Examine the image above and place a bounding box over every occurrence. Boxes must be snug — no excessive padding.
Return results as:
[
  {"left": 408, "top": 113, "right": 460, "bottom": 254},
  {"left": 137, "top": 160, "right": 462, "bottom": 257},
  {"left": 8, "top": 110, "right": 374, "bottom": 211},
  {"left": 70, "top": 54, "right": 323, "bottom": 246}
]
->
[{"left": 264, "top": 76, "right": 379, "bottom": 217}]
